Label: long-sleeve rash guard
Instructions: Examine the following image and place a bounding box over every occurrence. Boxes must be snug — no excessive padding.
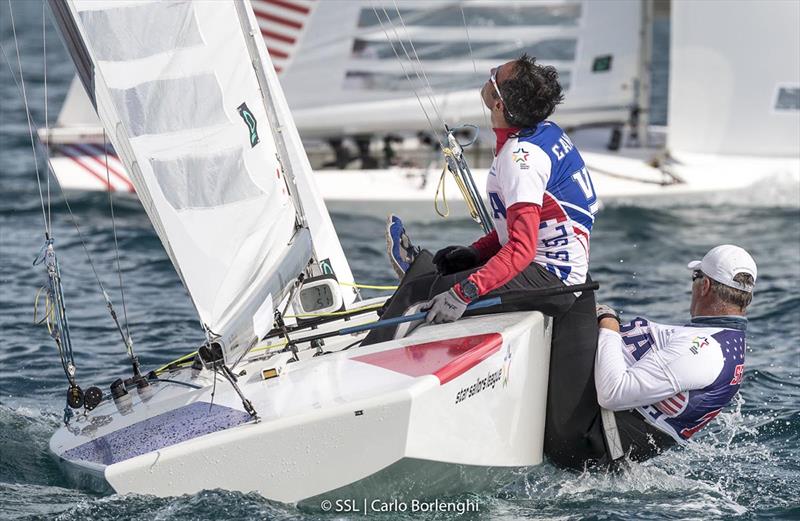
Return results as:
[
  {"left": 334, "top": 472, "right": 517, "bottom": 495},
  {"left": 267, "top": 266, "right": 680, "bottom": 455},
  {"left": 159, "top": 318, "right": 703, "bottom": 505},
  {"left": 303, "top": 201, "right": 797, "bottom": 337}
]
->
[
  {"left": 453, "top": 123, "right": 598, "bottom": 300},
  {"left": 595, "top": 317, "right": 746, "bottom": 443},
  {"left": 464, "top": 203, "right": 541, "bottom": 296}
]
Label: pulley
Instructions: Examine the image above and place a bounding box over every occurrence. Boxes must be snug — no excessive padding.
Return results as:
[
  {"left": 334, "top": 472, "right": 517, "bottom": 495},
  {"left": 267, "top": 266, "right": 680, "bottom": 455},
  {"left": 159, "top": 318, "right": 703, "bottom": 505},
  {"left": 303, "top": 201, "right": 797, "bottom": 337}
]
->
[
  {"left": 84, "top": 386, "right": 103, "bottom": 411},
  {"left": 66, "top": 384, "right": 83, "bottom": 409}
]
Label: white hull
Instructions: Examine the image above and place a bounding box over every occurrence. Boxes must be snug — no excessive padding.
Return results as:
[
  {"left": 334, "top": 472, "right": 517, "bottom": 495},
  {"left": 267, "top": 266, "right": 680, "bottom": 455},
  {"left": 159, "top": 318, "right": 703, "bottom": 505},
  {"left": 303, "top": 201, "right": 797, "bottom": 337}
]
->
[
  {"left": 50, "top": 305, "right": 552, "bottom": 503},
  {"left": 44, "top": 127, "right": 800, "bottom": 219}
]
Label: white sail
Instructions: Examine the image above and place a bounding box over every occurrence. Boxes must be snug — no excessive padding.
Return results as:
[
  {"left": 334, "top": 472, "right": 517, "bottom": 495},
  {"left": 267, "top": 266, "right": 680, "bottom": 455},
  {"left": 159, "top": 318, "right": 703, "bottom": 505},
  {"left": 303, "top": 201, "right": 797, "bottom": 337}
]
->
[
  {"left": 668, "top": 0, "right": 800, "bottom": 157},
  {"left": 48, "top": 0, "right": 353, "bottom": 362},
  {"left": 283, "top": 0, "right": 643, "bottom": 137}
]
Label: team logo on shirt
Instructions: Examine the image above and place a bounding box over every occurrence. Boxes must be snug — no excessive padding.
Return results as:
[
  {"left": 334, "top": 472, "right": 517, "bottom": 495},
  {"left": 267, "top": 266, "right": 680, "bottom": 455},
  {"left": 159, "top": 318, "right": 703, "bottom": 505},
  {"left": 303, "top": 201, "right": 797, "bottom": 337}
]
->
[
  {"left": 512, "top": 148, "right": 530, "bottom": 169},
  {"left": 689, "top": 336, "right": 710, "bottom": 355}
]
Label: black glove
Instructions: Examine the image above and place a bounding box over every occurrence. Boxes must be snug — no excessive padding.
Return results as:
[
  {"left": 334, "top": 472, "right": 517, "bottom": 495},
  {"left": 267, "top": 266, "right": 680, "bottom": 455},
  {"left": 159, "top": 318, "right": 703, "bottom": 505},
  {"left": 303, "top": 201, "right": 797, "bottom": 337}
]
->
[{"left": 433, "top": 245, "right": 480, "bottom": 275}]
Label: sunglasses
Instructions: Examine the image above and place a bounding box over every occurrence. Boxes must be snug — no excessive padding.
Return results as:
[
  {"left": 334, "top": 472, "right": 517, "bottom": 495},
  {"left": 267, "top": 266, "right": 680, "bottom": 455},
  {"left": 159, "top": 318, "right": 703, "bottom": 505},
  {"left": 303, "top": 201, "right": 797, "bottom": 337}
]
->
[
  {"left": 692, "top": 270, "right": 704, "bottom": 282},
  {"left": 490, "top": 67, "right": 514, "bottom": 118}
]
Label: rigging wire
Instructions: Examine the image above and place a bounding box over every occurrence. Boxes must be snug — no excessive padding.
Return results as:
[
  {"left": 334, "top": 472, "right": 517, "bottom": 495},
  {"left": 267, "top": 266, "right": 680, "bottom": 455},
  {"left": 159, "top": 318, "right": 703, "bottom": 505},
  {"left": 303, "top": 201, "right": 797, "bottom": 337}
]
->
[
  {"left": 460, "top": 5, "right": 492, "bottom": 134},
  {"left": 370, "top": 5, "right": 444, "bottom": 148},
  {"left": 42, "top": 1, "right": 52, "bottom": 233},
  {"left": 0, "top": 26, "right": 136, "bottom": 369},
  {"left": 387, "top": 0, "right": 448, "bottom": 132},
  {"left": 102, "top": 130, "right": 136, "bottom": 367},
  {"left": 7, "top": 0, "right": 49, "bottom": 238}
]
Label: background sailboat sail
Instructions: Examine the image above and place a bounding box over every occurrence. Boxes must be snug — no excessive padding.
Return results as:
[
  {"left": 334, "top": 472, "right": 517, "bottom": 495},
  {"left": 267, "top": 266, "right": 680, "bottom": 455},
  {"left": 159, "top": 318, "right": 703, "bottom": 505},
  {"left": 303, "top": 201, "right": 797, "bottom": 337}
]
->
[
  {"left": 47, "top": 0, "right": 353, "bottom": 362},
  {"left": 667, "top": 0, "right": 800, "bottom": 158},
  {"left": 286, "top": 0, "right": 644, "bottom": 137}
]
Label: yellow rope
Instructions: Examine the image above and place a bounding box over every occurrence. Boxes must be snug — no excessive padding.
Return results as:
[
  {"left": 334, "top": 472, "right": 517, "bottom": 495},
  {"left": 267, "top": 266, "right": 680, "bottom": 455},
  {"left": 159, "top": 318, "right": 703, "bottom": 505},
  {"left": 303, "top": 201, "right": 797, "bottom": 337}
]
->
[
  {"left": 339, "top": 281, "right": 398, "bottom": 291},
  {"left": 434, "top": 147, "right": 481, "bottom": 222},
  {"left": 434, "top": 161, "right": 450, "bottom": 218},
  {"left": 33, "top": 286, "right": 55, "bottom": 333},
  {"left": 154, "top": 351, "right": 197, "bottom": 374},
  {"left": 249, "top": 339, "right": 288, "bottom": 355},
  {"left": 153, "top": 289, "right": 388, "bottom": 374},
  {"left": 284, "top": 302, "right": 384, "bottom": 319}
]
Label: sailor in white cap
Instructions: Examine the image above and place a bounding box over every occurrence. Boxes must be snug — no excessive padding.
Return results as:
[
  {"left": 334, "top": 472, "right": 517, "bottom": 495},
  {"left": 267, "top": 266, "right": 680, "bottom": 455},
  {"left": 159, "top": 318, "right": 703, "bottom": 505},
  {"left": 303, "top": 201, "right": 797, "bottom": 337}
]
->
[{"left": 593, "top": 245, "right": 757, "bottom": 463}]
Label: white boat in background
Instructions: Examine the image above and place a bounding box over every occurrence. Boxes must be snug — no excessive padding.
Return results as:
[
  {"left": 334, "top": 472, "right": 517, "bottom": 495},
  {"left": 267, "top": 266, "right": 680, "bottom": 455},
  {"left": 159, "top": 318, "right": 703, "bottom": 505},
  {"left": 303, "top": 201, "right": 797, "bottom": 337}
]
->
[
  {"left": 41, "top": 0, "right": 799, "bottom": 217},
  {"left": 44, "top": 0, "right": 557, "bottom": 502}
]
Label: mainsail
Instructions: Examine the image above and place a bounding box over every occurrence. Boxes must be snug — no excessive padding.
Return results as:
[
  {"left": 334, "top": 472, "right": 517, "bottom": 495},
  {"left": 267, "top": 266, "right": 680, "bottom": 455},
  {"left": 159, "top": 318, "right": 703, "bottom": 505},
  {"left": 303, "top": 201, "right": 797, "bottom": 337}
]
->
[{"left": 48, "top": 0, "right": 352, "bottom": 363}]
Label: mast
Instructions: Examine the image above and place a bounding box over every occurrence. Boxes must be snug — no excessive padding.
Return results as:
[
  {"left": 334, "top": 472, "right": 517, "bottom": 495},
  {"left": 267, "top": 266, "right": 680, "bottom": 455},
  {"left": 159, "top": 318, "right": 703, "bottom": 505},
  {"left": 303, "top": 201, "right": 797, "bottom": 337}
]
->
[
  {"left": 635, "top": 0, "right": 654, "bottom": 147},
  {"left": 233, "top": 0, "right": 307, "bottom": 229}
]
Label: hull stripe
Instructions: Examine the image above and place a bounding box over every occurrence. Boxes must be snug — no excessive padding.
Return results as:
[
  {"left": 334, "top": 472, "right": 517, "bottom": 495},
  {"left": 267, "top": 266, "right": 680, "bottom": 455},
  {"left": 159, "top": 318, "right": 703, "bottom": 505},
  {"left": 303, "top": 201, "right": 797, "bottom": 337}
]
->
[
  {"left": 61, "top": 149, "right": 113, "bottom": 191},
  {"left": 72, "top": 143, "right": 135, "bottom": 192},
  {"left": 352, "top": 333, "right": 503, "bottom": 385}
]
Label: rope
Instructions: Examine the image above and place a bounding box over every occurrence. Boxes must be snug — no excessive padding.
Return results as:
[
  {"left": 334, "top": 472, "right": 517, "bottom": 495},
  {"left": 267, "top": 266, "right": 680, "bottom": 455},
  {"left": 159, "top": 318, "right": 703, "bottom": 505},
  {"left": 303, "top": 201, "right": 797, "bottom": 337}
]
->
[
  {"left": 154, "top": 351, "right": 197, "bottom": 375},
  {"left": 1, "top": 10, "right": 138, "bottom": 373},
  {"left": 434, "top": 147, "right": 482, "bottom": 222}
]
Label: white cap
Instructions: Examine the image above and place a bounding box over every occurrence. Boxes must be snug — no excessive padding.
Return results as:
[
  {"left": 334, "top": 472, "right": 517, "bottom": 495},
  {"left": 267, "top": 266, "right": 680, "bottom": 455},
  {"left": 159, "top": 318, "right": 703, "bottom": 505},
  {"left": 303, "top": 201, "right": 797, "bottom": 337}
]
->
[{"left": 687, "top": 245, "right": 757, "bottom": 293}]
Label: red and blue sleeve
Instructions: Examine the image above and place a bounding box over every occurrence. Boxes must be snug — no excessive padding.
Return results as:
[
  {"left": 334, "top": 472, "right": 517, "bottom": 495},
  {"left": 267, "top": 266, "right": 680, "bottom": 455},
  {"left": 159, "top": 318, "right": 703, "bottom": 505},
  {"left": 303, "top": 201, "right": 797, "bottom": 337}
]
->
[{"left": 455, "top": 202, "right": 541, "bottom": 299}]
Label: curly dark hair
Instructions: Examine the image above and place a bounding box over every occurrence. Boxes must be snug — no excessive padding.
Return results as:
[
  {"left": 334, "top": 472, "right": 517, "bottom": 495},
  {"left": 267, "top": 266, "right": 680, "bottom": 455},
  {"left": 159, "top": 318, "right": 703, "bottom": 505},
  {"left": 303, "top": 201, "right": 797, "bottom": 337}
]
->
[{"left": 497, "top": 53, "right": 564, "bottom": 128}]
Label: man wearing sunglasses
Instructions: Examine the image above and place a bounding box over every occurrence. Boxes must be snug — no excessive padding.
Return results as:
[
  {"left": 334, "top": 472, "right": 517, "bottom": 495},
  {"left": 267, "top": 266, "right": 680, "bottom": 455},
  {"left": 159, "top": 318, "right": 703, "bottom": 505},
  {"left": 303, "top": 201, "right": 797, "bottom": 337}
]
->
[
  {"left": 377, "top": 54, "right": 602, "bottom": 468},
  {"left": 593, "top": 245, "right": 757, "bottom": 463}
]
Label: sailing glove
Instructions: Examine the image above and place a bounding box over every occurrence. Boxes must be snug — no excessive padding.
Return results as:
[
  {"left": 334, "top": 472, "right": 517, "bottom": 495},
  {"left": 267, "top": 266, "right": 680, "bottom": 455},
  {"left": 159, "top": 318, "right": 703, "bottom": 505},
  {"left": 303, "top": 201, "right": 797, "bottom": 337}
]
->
[
  {"left": 423, "top": 288, "right": 468, "bottom": 324},
  {"left": 433, "top": 245, "right": 480, "bottom": 275}
]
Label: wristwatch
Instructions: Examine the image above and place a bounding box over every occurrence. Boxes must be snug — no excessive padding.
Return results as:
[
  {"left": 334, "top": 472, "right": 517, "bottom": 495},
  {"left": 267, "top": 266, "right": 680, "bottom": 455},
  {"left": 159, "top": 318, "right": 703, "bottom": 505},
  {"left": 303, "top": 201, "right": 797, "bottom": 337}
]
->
[{"left": 458, "top": 279, "right": 479, "bottom": 302}]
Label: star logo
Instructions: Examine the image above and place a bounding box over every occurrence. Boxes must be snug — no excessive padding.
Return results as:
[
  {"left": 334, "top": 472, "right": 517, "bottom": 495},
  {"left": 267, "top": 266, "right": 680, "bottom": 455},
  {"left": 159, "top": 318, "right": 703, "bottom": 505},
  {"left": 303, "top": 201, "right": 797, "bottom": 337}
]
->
[
  {"left": 690, "top": 336, "right": 710, "bottom": 355},
  {"left": 512, "top": 148, "right": 529, "bottom": 163}
]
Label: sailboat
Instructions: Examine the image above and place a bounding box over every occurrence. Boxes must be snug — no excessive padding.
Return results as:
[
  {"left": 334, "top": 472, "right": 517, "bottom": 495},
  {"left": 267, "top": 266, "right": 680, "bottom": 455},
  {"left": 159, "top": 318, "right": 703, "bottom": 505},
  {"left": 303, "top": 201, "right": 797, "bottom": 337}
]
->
[
  {"left": 40, "top": 0, "right": 800, "bottom": 214},
  {"left": 44, "top": 0, "right": 561, "bottom": 502}
]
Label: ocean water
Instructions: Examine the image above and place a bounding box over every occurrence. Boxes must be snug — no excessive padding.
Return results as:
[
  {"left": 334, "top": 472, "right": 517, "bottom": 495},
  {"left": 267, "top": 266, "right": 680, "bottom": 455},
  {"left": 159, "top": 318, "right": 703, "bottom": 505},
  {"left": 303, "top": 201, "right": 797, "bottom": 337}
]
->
[{"left": 2, "top": 2, "right": 800, "bottom": 520}]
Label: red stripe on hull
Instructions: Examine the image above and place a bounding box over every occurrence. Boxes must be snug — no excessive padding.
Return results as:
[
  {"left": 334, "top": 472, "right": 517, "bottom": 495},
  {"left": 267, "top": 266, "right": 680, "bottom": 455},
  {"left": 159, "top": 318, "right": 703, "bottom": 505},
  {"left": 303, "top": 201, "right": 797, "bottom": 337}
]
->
[
  {"left": 63, "top": 153, "right": 113, "bottom": 191},
  {"left": 253, "top": 8, "right": 303, "bottom": 29},
  {"left": 74, "top": 143, "right": 135, "bottom": 192},
  {"left": 261, "top": 0, "right": 310, "bottom": 15},
  {"left": 267, "top": 47, "right": 289, "bottom": 59},
  {"left": 260, "top": 29, "right": 296, "bottom": 44},
  {"left": 353, "top": 333, "right": 503, "bottom": 385}
]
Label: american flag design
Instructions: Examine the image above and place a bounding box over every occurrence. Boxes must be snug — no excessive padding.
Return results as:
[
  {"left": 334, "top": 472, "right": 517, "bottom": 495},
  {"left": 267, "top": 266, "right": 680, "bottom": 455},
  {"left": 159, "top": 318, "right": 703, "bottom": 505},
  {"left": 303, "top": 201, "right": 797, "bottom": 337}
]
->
[
  {"left": 635, "top": 327, "right": 747, "bottom": 442},
  {"left": 654, "top": 392, "right": 688, "bottom": 416},
  {"left": 251, "top": 0, "right": 315, "bottom": 74},
  {"left": 53, "top": 143, "right": 134, "bottom": 193}
]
